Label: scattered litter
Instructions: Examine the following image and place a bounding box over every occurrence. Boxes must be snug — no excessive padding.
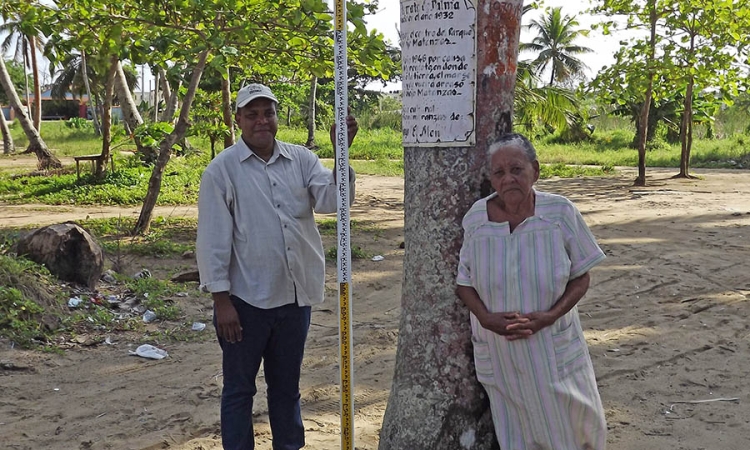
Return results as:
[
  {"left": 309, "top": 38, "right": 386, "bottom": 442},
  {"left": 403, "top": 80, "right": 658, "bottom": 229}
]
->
[
  {"left": 53, "top": 388, "right": 60, "bottom": 391},
  {"left": 106, "top": 295, "right": 120, "bottom": 305},
  {"left": 105, "top": 336, "right": 114, "bottom": 345},
  {"left": 101, "top": 271, "right": 117, "bottom": 284},
  {"left": 191, "top": 322, "right": 207, "bottom": 331},
  {"left": 176, "top": 292, "right": 189, "bottom": 298},
  {"left": 143, "top": 310, "right": 157, "bottom": 323},
  {"left": 130, "top": 344, "right": 169, "bottom": 360},
  {"left": 607, "top": 348, "right": 621, "bottom": 352},
  {"left": 67, "top": 297, "right": 83, "bottom": 308},
  {"left": 134, "top": 269, "right": 152, "bottom": 280},
  {"left": 371, "top": 255, "right": 385, "bottom": 262},
  {"left": 143, "top": 292, "right": 149, "bottom": 298}
]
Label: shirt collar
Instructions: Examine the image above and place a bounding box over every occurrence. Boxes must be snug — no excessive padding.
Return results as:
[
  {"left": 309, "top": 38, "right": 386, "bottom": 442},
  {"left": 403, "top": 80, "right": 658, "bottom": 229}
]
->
[{"left": 237, "top": 139, "right": 293, "bottom": 164}]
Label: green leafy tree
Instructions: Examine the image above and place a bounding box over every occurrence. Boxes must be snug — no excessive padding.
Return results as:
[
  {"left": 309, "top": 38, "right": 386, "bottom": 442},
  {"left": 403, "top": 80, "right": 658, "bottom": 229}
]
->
[{"left": 520, "top": 7, "right": 593, "bottom": 86}]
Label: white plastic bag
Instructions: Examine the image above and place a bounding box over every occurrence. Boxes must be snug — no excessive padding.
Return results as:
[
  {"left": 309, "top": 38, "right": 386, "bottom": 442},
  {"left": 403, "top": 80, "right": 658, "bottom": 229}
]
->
[{"left": 130, "top": 344, "right": 168, "bottom": 360}]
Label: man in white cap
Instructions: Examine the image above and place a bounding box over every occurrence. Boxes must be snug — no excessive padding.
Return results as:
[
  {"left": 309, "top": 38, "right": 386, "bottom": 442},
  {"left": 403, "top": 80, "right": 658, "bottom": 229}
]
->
[{"left": 196, "top": 83, "right": 358, "bottom": 450}]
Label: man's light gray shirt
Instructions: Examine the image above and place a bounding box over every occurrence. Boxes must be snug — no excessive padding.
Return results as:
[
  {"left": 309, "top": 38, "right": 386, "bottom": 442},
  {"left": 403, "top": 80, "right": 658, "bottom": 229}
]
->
[{"left": 196, "top": 138, "right": 355, "bottom": 309}]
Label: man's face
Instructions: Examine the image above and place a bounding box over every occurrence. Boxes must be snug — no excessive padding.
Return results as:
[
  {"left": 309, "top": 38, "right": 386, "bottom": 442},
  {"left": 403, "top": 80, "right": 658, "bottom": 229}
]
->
[{"left": 235, "top": 98, "right": 278, "bottom": 153}]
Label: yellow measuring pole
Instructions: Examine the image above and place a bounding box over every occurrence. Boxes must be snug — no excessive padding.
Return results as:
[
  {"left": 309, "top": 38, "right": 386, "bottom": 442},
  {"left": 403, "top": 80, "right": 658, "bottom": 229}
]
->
[{"left": 333, "top": 0, "right": 353, "bottom": 448}]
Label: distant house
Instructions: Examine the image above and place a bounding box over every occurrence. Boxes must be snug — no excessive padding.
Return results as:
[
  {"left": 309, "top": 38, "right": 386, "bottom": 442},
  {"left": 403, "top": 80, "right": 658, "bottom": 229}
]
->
[{"left": 2, "top": 88, "right": 92, "bottom": 121}]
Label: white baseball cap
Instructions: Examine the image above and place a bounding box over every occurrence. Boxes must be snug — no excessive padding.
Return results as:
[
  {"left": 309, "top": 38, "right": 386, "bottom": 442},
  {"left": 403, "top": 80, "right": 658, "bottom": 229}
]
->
[{"left": 235, "top": 83, "right": 278, "bottom": 111}]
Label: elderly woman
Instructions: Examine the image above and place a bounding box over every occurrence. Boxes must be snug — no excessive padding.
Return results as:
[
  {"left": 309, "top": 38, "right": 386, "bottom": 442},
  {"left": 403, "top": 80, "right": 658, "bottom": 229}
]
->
[{"left": 456, "top": 133, "right": 607, "bottom": 449}]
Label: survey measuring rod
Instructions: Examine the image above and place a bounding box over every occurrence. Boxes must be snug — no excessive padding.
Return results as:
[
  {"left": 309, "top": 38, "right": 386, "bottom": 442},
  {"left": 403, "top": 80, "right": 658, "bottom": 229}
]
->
[{"left": 333, "top": 0, "right": 353, "bottom": 448}]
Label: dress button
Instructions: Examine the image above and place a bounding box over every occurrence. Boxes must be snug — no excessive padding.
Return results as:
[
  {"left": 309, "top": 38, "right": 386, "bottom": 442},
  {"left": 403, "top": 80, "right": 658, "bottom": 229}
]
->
[{"left": 277, "top": 204, "right": 280, "bottom": 208}]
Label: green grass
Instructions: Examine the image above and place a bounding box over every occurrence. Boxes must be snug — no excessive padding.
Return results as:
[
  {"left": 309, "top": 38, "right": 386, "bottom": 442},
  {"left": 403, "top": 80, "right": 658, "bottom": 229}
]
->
[
  {"left": 4, "top": 119, "right": 749, "bottom": 208},
  {"left": 536, "top": 130, "right": 750, "bottom": 168}
]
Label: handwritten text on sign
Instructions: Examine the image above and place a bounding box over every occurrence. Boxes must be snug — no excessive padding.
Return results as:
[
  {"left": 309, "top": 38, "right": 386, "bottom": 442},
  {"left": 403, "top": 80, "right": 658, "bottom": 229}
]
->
[{"left": 401, "top": 0, "right": 476, "bottom": 146}]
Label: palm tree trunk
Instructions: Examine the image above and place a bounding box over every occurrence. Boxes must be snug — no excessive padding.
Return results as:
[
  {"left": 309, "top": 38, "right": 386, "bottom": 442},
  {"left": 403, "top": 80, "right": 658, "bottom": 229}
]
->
[
  {"left": 133, "top": 50, "right": 210, "bottom": 235},
  {"left": 29, "top": 36, "right": 42, "bottom": 131},
  {"left": 221, "top": 67, "right": 235, "bottom": 148},
  {"left": 0, "top": 108, "right": 14, "bottom": 154},
  {"left": 114, "top": 60, "right": 144, "bottom": 132},
  {"left": 22, "top": 40, "right": 32, "bottom": 128},
  {"left": 153, "top": 69, "right": 160, "bottom": 122},
  {"left": 0, "top": 56, "right": 61, "bottom": 169},
  {"left": 96, "top": 58, "right": 118, "bottom": 179},
  {"left": 80, "top": 50, "right": 102, "bottom": 136},
  {"left": 305, "top": 75, "right": 317, "bottom": 148},
  {"left": 159, "top": 66, "right": 179, "bottom": 122}
]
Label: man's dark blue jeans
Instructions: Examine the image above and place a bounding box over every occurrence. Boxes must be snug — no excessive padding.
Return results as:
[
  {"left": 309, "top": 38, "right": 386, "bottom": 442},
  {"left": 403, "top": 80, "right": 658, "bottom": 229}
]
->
[{"left": 216, "top": 295, "right": 311, "bottom": 450}]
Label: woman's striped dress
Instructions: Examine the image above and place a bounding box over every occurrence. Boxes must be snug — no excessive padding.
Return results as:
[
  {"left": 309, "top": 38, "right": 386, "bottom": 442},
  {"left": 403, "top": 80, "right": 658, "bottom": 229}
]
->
[{"left": 457, "top": 190, "right": 607, "bottom": 450}]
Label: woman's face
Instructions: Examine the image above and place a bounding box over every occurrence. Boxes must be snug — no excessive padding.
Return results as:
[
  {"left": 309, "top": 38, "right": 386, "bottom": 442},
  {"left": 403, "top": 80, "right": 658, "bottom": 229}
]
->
[{"left": 489, "top": 144, "right": 540, "bottom": 205}]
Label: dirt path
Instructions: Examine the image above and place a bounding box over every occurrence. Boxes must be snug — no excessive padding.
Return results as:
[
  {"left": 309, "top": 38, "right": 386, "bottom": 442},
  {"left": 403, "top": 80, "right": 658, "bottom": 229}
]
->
[{"left": 1, "top": 166, "right": 750, "bottom": 450}]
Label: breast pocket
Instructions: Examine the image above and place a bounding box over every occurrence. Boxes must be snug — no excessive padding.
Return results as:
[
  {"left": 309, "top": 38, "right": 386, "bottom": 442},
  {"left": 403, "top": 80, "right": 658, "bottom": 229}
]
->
[
  {"left": 551, "top": 319, "right": 590, "bottom": 380},
  {"left": 290, "top": 187, "right": 312, "bottom": 218}
]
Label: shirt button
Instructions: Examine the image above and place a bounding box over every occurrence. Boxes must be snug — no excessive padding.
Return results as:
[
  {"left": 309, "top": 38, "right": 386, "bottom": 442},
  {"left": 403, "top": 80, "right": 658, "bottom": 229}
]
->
[
  {"left": 277, "top": 204, "right": 281, "bottom": 208},
  {"left": 287, "top": 247, "right": 291, "bottom": 251},
  {"left": 284, "top": 224, "right": 288, "bottom": 228},
  {"left": 273, "top": 182, "right": 277, "bottom": 186}
]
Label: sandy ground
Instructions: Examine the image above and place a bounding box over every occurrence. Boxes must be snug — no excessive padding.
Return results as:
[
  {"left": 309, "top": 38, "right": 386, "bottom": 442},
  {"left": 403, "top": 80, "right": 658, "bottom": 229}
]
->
[{"left": 1, "top": 156, "right": 750, "bottom": 449}]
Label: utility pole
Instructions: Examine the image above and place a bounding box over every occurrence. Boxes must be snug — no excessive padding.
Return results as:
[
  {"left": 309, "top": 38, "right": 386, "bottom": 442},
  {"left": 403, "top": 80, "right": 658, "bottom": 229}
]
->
[{"left": 379, "top": 0, "right": 523, "bottom": 449}]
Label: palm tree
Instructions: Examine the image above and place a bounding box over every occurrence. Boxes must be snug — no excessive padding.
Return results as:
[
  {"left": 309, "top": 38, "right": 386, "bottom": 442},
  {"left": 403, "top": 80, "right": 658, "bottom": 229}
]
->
[
  {"left": 513, "top": 61, "right": 583, "bottom": 134},
  {"left": 0, "top": 56, "right": 61, "bottom": 169},
  {"left": 520, "top": 7, "right": 593, "bottom": 86},
  {"left": 0, "top": 16, "right": 45, "bottom": 131}
]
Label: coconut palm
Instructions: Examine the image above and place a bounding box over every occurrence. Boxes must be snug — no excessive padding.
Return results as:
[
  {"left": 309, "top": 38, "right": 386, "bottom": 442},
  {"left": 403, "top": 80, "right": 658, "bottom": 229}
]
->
[
  {"left": 513, "top": 60, "right": 582, "bottom": 134},
  {"left": 520, "top": 7, "right": 593, "bottom": 86},
  {"left": 0, "top": 16, "right": 46, "bottom": 130}
]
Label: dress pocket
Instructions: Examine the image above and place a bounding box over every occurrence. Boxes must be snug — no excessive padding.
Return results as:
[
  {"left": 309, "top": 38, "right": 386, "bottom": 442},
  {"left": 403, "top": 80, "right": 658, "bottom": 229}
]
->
[
  {"left": 551, "top": 320, "right": 589, "bottom": 380},
  {"left": 471, "top": 337, "right": 496, "bottom": 386}
]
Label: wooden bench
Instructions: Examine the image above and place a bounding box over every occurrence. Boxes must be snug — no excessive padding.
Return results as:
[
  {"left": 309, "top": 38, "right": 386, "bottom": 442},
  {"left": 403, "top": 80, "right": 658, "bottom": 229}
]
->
[{"left": 73, "top": 154, "right": 115, "bottom": 180}]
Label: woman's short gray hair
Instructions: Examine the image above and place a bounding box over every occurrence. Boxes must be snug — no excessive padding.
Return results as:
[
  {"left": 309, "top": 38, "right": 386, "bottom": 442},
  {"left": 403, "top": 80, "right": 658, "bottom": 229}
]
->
[{"left": 487, "top": 133, "right": 537, "bottom": 163}]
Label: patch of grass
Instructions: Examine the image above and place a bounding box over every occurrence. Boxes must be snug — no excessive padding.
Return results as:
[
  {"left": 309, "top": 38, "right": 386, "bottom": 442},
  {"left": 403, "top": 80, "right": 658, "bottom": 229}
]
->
[
  {"left": 316, "top": 218, "right": 382, "bottom": 236},
  {"left": 0, "top": 255, "right": 62, "bottom": 348},
  {"left": 540, "top": 163, "right": 614, "bottom": 179},
  {"left": 325, "top": 245, "right": 370, "bottom": 261}
]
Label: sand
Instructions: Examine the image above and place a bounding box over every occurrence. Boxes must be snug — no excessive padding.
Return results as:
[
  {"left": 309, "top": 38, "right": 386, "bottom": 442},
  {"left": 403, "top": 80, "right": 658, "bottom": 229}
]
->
[{"left": 1, "top": 162, "right": 749, "bottom": 450}]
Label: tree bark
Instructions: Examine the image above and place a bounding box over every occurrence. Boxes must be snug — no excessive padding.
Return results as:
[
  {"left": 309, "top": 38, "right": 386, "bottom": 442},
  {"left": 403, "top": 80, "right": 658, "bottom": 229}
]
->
[
  {"left": 80, "top": 50, "right": 102, "bottom": 136},
  {"left": 677, "top": 33, "right": 696, "bottom": 179},
  {"left": 114, "top": 60, "right": 144, "bottom": 133},
  {"left": 153, "top": 68, "right": 160, "bottom": 122},
  {"left": 221, "top": 67, "right": 235, "bottom": 148},
  {"left": 379, "top": 1, "right": 522, "bottom": 449},
  {"left": 0, "top": 107, "right": 14, "bottom": 154},
  {"left": 634, "top": 0, "right": 657, "bottom": 187},
  {"left": 29, "top": 36, "right": 42, "bottom": 132},
  {"left": 305, "top": 75, "right": 318, "bottom": 148},
  {"left": 133, "top": 50, "right": 210, "bottom": 235},
  {"left": 96, "top": 57, "right": 118, "bottom": 179},
  {"left": 0, "top": 56, "right": 61, "bottom": 169},
  {"left": 159, "top": 66, "right": 179, "bottom": 123}
]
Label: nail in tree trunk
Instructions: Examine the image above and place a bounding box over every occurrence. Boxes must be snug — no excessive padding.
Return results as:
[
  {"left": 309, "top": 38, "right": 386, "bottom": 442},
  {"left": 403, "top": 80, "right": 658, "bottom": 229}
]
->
[
  {"left": 305, "top": 75, "right": 317, "bottom": 148},
  {"left": 221, "top": 67, "right": 235, "bottom": 148},
  {"left": 80, "top": 50, "right": 102, "bottom": 136},
  {"left": 379, "top": 1, "right": 522, "bottom": 449},
  {"left": 0, "top": 56, "right": 61, "bottom": 169},
  {"left": 0, "top": 107, "right": 14, "bottom": 154},
  {"left": 133, "top": 50, "right": 209, "bottom": 235}
]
